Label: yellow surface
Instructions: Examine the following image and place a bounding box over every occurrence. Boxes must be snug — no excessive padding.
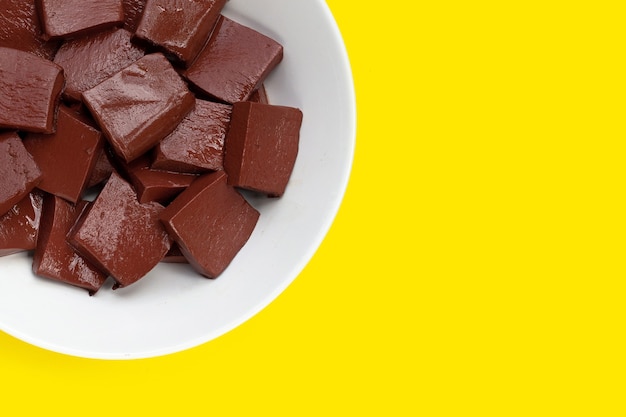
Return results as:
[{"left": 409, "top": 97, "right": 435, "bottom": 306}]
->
[{"left": 2, "top": 1, "right": 624, "bottom": 415}]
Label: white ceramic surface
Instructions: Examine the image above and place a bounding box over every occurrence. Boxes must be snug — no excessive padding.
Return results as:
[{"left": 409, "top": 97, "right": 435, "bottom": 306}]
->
[{"left": 0, "top": 0, "right": 356, "bottom": 359}]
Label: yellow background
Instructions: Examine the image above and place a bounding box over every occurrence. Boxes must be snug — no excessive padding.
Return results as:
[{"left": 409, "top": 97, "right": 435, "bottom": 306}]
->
[{"left": 2, "top": 1, "right": 624, "bottom": 415}]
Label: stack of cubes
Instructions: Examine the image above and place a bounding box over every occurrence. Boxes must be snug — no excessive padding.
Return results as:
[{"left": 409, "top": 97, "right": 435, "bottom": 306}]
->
[{"left": 0, "top": 0, "right": 303, "bottom": 294}]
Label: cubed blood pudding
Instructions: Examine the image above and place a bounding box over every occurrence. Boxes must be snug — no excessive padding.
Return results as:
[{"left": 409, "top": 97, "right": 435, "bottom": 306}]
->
[
  {"left": 0, "top": 191, "right": 44, "bottom": 257},
  {"left": 37, "top": 0, "right": 124, "bottom": 40},
  {"left": 0, "top": 132, "right": 42, "bottom": 216},
  {"left": 122, "top": 0, "right": 147, "bottom": 32},
  {"left": 82, "top": 53, "right": 195, "bottom": 163},
  {"left": 86, "top": 148, "right": 115, "bottom": 189},
  {"left": 160, "top": 171, "right": 259, "bottom": 278},
  {"left": 33, "top": 196, "right": 108, "bottom": 295},
  {"left": 0, "top": 0, "right": 59, "bottom": 60},
  {"left": 135, "top": 0, "right": 226, "bottom": 66},
  {"left": 248, "top": 85, "right": 269, "bottom": 105},
  {"left": 152, "top": 99, "right": 232, "bottom": 174},
  {"left": 184, "top": 16, "right": 283, "bottom": 103},
  {"left": 161, "top": 242, "right": 187, "bottom": 264},
  {"left": 68, "top": 172, "right": 171, "bottom": 288},
  {"left": 0, "top": 47, "right": 64, "bottom": 134},
  {"left": 23, "top": 105, "right": 104, "bottom": 203},
  {"left": 128, "top": 168, "right": 197, "bottom": 204},
  {"left": 224, "top": 102, "right": 303, "bottom": 197},
  {"left": 54, "top": 28, "right": 145, "bottom": 102}
]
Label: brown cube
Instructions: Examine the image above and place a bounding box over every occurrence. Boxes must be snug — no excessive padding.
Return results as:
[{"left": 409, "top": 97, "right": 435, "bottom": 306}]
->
[
  {"left": 0, "top": 191, "right": 44, "bottom": 257},
  {"left": 152, "top": 99, "right": 232, "bottom": 174},
  {"left": 0, "top": 132, "right": 42, "bottom": 216},
  {"left": 86, "top": 148, "right": 115, "bottom": 189},
  {"left": 122, "top": 0, "right": 147, "bottom": 32},
  {"left": 33, "top": 196, "right": 108, "bottom": 295},
  {"left": 248, "top": 85, "right": 269, "bottom": 105},
  {"left": 68, "top": 172, "right": 171, "bottom": 288},
  {"left": 82, "top": 53, "right": 195, "bottom": 163},
  {"left": 128, "top": 168, "right": 197, "bottom": 204},
  {"left": 135, "top": 0, "right": 227, "bottom": 66},
  {"left": 184, "top": 16, "right": 283, "bottom": 103},
  {"left": 53, "top": 28, "right": 145, "bottom": 102},
  {"left": 0, "top": 47, "right": 64, "bottom": 134},
  {"left": 37, "top": 0, "right": 124, "bottom": 40},
  {"left": 159, "top": 171, "right": 259, "bottom": 278},
  {"left": 224, "top": 102, "right": 303, "bottom": 197},
  {"left": 23, "top": 106, "right": 104, "bottom": 203},
  {"left": 161, "top": 242, "right": 188, "bottom": 264},
  {"left": 0, "top": 0, "right": 59, "bottom": 60}
]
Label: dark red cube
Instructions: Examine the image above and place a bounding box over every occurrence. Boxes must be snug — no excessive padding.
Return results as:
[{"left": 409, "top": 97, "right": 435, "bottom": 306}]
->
[
  {"left": 33, "top": 196, "right": 108, "bottom": 295},
  {"left": 37, "top": 0, "right": 124, "bottom": 40},
  {"left": 159, "top": 171, "right": 259, "bottom": 278},
  {"left": 184, "top": 16, "right": 283, "bottom": 103},
  {"left": 224, "top": 102, "right": 303, "bottom": 197},
  {"left": 152, "top": 99, "right": 232, "bottom": 174},
  {"left": 23, "top": 106, "right": 104, "bottom": 203},
  {"left": 0, "top": 47, "right": 64, "bottom": 134},
  {"left": 0, "top": 191, "right": 44, "bottom": 257},
  {"left": 68, "top": 172, "right": 171, "bottom": 288},
  {"left": 0, "top": 132, "right": 42, "bottom": 216},
  {"left": 82, "top": 53, "right": 195, "bottom": 163},
  {"left": 135, "top": 0, "right": 226, "bottom": 66}
]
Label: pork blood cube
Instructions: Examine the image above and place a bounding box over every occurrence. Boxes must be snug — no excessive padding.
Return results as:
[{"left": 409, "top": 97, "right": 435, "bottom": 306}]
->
[
  {"left": 152, "top": 99, "right": 232, "bottom": 174},
  {"left": 109, "top": 152, "right": 151, "bottom": 181},
  {"left": 224, "top": 102, "right": 303, "bottom": 197},
  {"left": 37, "top": 0, "right": 125, "bottom": 40},
  {"left": 53, "top": 28, "right": 145, "bottom": 102},
  {"left": 23, "top": 105, "right": 104, "bottom": 203},
  {"left": 248, "top": 84, "right": 269, "bottom": 105},
  {"left": 184, "top": 16, "right": 283, "bottom": 103},
  {"left": 0, "top": 47, "right": 64, "bottom": 134},
  {"left": 128, "top": 168, "right": 197, "bottom": 204},
  {"left": 0, "top": 132, "right": 42, "bottom": 216},
  {"left": 33, "top": 197, "right": 108, "bottom": 295},
  {"left": 86, "top": 148, "right": 115, "bottom": 189},
  {"left": 122, "top": 0, "right": 148, "bottom": 32},
  {"left": 159, "top": 171, "right": 259, "bottom": 279},
  {"left": 68, "top": 172, "right": 171, "bottom": 288},
  {"left": 0, "top": 191, "right": 44, "bottom": 257},
  {"left": 161, "top": 242, "right": 187, "bottom": 264},
  {"left": 0, "top": 0, "right": 59, "bottom": 60},
  {"left": 135, "top": 0, "right": 227, "bottom": 66},
  {"left": 82, "top": 53, "right": 195, "bottom": 163}
]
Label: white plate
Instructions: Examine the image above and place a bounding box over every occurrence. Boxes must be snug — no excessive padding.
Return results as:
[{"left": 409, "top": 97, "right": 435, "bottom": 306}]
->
[{"left": 0, "top": 0, "right": 355, "bottom": 359}]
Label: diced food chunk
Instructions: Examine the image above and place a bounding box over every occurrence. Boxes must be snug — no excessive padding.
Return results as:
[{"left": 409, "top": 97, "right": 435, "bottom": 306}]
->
[
  {"left": 224, "top": 102, "right": 303, "bottom": 197},
  {"left": 23, "top": 106, "right": 104, "bottom": 203},
  {"left": 0, "top": 132, "right": 42, "bottom": 216},
  {"left": 37, "top": 0, "right": 125, "bottom": 40},
  {"left": 160, "top": 171, "right": 259, "bottom": 278},
  {"left": 135, "top": 0, "right": 227, "bottom": 66},
  {"left": 82, "top": 53, "right": 195, "bottom": 163},
  {"left": 184, "top": 16, "right": 283, "bottom": 103},
  {"left": 129, "top": 168, "right": 197, "bottom": 204},
  {"left": 0, "top": 47, "right": 64, "bottom": 134},
  {"left": 152, "top": 99, "right": 232, "bottom": 174},
  {"left": 248, "top": 85, "right": 270, "bottom": 104},
  {"left": 68, "top": 172, "right": 171, "bottom": 288},
  {"left": 122, "top": 0, "right": 147, "bottom": 32},
  {"left": 33, "top": 196, "right": 108, "bottom": 294},
  {"left": 0, "top": 0, "right": 59, "bottom": 59},
  {"left": 0, "top": 191, "right": 44, "bottom": 257},
  {"left": 86, "top": 148, "right": 115, "bottom": 189},
  {"left": 54, "top": 28, "right": 145, "bottom": 102},
  {"left": 161, "top": 242, "right": 188, "bottom": 264}
]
